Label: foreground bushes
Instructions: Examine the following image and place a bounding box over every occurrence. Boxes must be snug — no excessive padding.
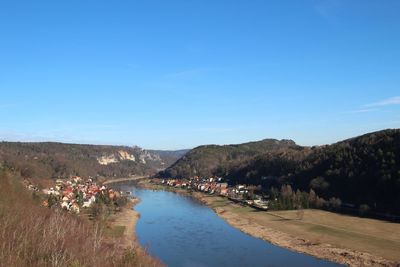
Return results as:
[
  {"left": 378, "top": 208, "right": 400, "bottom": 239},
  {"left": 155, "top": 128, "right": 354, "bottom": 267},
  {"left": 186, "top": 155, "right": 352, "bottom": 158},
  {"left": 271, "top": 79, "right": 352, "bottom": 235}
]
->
[{"left": 0, "top": 170, "right": 160, "bottom": 267}]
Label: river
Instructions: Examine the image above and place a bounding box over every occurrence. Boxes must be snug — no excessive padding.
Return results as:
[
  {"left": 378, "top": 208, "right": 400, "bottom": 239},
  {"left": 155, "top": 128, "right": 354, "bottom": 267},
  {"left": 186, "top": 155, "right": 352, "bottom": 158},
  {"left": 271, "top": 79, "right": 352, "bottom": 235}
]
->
[{"left": 116, "top": 184, "right": 342, "bottom": 267}]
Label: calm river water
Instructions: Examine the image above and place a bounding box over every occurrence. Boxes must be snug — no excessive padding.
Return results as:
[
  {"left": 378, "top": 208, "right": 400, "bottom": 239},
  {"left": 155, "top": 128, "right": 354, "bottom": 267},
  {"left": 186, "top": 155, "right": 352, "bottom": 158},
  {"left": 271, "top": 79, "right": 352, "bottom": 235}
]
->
[{"left": 116, "top": 184, "right": 342, "bottom": 267}]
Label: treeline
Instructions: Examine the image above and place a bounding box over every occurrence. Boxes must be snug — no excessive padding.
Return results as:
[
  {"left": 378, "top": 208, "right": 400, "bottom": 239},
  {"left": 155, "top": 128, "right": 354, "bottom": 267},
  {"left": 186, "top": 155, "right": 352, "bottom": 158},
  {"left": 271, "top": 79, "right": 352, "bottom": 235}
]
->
[
  {"left": 267, "top": 185, "right": 352, "bottom": 213},
  {"left": 161, "top": 129, "right": 400, "bottom": 217}
]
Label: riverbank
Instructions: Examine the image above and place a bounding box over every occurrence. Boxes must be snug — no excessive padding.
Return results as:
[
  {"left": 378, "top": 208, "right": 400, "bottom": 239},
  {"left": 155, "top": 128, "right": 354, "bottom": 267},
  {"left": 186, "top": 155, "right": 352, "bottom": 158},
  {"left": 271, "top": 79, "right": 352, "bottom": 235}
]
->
[
  {"left": 137, "top": 179, "right": 400, "bottom": 267},
  {"left": 108, "top": 198, "right": 163, "bottom": 267}
]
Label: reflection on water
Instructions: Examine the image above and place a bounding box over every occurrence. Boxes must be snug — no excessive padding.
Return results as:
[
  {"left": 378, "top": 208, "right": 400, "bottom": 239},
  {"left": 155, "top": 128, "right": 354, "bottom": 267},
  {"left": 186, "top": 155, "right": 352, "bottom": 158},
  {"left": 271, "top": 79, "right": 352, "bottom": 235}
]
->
[{"left": 116, "top": 184, "right": 342, "bottom": 267}]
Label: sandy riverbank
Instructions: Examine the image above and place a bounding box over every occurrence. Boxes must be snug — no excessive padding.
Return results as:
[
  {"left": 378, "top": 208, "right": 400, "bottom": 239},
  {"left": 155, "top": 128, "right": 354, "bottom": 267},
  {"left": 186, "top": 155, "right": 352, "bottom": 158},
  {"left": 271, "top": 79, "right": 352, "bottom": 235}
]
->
[
  {"left": 110, "top": 198, "right": 163, "bottom": 267},
  {"left": 137, "top": 180, "right": 400, "bottom": 267},
  {"left": 193, "top": 193, "right": 398, "bottom": 267}
]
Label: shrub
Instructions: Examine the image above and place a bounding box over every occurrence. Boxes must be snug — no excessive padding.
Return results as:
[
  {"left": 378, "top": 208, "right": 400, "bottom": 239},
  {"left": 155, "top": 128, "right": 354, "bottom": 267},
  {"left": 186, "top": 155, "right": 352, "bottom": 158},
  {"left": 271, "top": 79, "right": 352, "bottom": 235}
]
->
[{"left": 0, "top": 170, "right": 161, "bottom": 267}]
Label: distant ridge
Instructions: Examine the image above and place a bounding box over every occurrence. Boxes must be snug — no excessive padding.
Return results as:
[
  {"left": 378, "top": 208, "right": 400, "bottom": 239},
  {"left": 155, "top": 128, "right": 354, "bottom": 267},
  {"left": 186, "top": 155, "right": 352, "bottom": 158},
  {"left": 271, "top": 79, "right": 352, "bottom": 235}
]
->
[
  {"left": 0, "top": 142, "right": 185, "bottom": 179},
  {"left": 160, "top": 129, "right": 400, "bottom": 216},
  {"left": 160, "top": 138, "right": 304, "bottom": 178}
]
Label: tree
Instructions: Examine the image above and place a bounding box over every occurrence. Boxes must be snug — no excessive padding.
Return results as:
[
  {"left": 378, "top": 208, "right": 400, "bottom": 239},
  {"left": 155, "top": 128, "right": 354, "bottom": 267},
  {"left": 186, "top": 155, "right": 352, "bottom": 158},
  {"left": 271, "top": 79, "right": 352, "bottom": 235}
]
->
[
  {"left": 21, "top": 165, "right": 35, "bottom": 178},
  {"left": 328, "top": 197, "right": 342, "bottom": 211},
  {"left": 309, "top": 177, "right": 329, "bottom": 191},
  {"left": 308, "top": 189, "right": 317, "bottom": 207},
  {"left": 270, "top": 187, "right": 279, "bottom": 200},
  {"left": 47, "top": 194, "right": 58, "bottom": 208},
  {"left": 359, "top": 204, "right": 370, "bottom": 216},
  {"left": 315, "top": 196, "right": 326, "bottom": 208}
]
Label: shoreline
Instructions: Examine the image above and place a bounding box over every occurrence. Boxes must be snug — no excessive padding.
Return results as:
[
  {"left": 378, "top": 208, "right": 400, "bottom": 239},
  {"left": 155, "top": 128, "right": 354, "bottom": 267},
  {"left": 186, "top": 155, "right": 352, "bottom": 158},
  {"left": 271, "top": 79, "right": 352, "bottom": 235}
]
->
[
  {"left": 111, "top": 198, "right": 141, "bottom": 248},
  {"left": 110, "top": 197, "right": 164, "bottom": 266},
  {"left": 137, "top": 179, "right": 399, "bottom": 267}
]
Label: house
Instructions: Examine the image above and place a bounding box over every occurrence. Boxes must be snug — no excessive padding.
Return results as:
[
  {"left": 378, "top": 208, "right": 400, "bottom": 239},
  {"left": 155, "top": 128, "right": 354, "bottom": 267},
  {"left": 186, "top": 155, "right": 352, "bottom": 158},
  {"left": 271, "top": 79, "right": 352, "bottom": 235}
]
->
[{"left": 220, "top": 188, "right": 228, "bottom": 196}]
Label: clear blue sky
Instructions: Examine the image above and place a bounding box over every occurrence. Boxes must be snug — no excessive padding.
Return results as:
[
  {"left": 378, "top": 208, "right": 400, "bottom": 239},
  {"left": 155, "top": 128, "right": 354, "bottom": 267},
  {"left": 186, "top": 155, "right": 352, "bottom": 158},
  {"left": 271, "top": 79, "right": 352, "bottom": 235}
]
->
[{"left": 0, "top": 0, "right": 399, "bottom": 150}]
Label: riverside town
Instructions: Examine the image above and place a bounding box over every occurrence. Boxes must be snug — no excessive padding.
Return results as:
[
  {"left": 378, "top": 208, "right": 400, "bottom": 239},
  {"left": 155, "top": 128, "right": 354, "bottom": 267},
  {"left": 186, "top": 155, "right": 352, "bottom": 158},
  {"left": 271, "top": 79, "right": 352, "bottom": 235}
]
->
[
  {"left": 154, "top": 177, "right": 270, "bottom": 211},
  {"left": 29, "top": 176, "right": 128, "bottom": 214}
]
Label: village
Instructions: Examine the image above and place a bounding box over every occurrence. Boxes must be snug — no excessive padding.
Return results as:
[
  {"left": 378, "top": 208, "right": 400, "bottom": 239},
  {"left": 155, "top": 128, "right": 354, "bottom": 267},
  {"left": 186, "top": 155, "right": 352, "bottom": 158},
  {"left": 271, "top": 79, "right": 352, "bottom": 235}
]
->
[
  {"left": 24, "top": 176, "right": 128, "bottom": 214},
  {"left": 155, "top": 177, "right": 270, "bottom": 211}
]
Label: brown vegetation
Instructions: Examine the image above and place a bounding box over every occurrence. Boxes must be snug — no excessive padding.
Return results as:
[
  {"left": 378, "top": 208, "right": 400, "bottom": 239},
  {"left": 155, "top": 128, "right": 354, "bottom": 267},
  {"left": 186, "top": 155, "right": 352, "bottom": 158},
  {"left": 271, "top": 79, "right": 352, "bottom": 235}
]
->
[
  {"left": 0, "top": 142, "right": 176, "bottom": 180},
  {"left": 0, "top": 170, "right": 160, "bottom": 267}
]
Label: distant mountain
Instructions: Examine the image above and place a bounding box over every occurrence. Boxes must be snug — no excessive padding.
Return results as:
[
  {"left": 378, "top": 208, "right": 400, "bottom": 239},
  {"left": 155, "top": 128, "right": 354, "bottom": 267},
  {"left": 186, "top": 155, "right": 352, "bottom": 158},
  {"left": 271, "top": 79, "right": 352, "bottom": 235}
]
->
[
  {"left": 0, "top": 142, "right": 184, "bottom": 179},
  {"left": 159, "top": 129, "right": 400, "bottom": 215},
  {"left": 148, "top": 149, "right": 189, "bottom": 167}
]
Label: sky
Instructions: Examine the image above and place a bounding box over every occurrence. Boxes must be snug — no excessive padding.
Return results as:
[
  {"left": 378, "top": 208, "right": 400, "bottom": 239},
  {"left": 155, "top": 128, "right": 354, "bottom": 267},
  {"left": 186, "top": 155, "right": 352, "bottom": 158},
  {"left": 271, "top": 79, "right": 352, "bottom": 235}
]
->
[{"left": 0, "top": 0, "right": 399, "bottom": 150}]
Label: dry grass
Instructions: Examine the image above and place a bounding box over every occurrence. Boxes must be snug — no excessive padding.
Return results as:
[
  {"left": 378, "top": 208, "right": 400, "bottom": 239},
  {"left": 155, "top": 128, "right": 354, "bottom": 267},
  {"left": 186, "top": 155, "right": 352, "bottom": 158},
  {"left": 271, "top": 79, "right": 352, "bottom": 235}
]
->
[
  {"left": 105, "top": 226, "right": 126, "bottom": 239},
  {"left": 203, "top": 194, "right": 400, "bottom": 262},
  {"left": 0, "top": 170, "right": 161, "bottom": 267}
]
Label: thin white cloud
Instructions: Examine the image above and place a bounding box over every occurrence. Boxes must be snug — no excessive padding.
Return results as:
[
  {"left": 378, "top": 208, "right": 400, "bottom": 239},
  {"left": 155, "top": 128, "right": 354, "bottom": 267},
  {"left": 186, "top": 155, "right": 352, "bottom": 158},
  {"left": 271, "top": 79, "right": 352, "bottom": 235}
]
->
[
  {"left": 342, "top": 108, "right": 378, "bottom": 114},
  {"left": 365, "top": 96, "right": 400, "bottom": 108},
  {"left": 342, "top": 96, "right": 400, "bottom": 114}
]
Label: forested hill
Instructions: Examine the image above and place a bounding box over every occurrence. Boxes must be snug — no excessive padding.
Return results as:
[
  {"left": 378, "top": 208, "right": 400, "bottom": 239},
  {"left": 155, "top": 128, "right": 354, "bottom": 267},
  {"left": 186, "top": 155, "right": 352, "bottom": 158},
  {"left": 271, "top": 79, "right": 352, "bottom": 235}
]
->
[
  {"left": 160, "top": 129, "right": 400, "bottom": 215},
  {"left": 292, "top": 129, "right": 400, "bottom": 215},
  {"left": 0, "top": 142, "right": 184, "bottom": 179},
  {"left": 160, "top": 139, "right": 308, "bottom": 178}
]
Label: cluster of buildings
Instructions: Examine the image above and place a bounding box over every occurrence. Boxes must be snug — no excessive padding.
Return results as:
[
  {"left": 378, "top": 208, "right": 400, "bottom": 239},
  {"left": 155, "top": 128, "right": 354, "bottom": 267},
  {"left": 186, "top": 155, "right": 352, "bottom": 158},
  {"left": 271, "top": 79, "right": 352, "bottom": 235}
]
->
[
  {"left": 159, "top": 176, "right": 269, "bottom": 210},
  {"left": 42, "top": 176, "right": 123, "bottom": 214},
  {"left": 163, "top": 177, "right": 229, "bottom": 196}
]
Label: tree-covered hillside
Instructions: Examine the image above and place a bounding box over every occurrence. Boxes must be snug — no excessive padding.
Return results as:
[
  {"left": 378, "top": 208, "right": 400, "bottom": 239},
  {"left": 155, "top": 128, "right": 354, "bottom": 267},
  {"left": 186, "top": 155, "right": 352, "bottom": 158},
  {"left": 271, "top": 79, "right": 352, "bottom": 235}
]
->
[
  {"left": 292, "top": 129, "right": 400, "bottom": 215},
  {"left": 160, "top": 129, "right": 400, "bottom": 216},
  {"left": 0, "top": 142, "right": 182, "bottom": 179},
  {"left": 160, "top": 139, "right": 302, "bottom": 178}
]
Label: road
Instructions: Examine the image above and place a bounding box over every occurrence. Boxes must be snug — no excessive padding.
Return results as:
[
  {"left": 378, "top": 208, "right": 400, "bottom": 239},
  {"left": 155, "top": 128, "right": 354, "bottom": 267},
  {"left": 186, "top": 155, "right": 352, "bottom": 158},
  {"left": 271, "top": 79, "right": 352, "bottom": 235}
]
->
[{"left": 103, "top": 176, "right": 148, "bottom": 185}]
